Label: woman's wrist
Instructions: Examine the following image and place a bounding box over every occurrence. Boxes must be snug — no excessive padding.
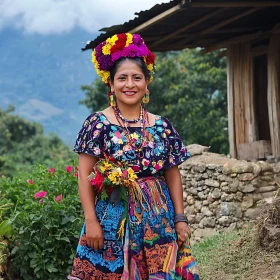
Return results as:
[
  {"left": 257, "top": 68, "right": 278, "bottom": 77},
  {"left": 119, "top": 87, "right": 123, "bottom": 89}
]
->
[{"left": 174, "top": 213, "right": 189, "bottom": 224}]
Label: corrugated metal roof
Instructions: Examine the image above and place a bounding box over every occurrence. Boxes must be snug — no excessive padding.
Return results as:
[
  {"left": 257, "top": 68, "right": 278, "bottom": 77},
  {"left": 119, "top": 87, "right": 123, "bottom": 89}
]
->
[
  {"left": 82, "top": 0, "right": 181, "bottom": 50},
  {"left": 82, "top": 0, "right": 280, "bottom": 52}
]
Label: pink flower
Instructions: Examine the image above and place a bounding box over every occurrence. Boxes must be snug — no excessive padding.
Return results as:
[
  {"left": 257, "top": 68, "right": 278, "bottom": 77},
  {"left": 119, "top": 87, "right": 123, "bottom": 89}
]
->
[
  {"left": 34, "top": 190, "right": 47, "bottom": 199},
  {"left": 39, "top": 199, "right": 43, "bottom": 204},
  {"left": 55, "top": 194, "right": 62, "bottom": 202},
  {"left": 27, "top": 179, "right": 34, "bottom": 184},
  {"left": 73, "top": 172, "right": 78, "bottom": 178},
  {"left": 65, "top": 165, "right": 73, "bottom": 173},
  {"left": 122, "top": 170, "right": 128, "bottom": 178},
  {"left": 48, "top": 168, "right": 56, "bottom": 173}
]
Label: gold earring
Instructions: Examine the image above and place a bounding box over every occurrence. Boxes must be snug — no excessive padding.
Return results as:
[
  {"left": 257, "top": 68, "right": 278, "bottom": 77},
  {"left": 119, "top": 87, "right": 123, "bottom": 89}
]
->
[
  {"left": 108, "top": 91, "right": 116, "bottom": 107},
  {"left": 142, "top": 90, "right": 150, "bottom": 104}
]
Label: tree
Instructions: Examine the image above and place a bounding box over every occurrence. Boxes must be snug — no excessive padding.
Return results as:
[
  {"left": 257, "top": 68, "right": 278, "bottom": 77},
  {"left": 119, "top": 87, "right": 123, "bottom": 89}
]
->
[
  {"left": 0, "top": 107, "right": 73, "bottom": 177},
  {"left": 79, "top": 49, "right": 228, "bottom": 154}
]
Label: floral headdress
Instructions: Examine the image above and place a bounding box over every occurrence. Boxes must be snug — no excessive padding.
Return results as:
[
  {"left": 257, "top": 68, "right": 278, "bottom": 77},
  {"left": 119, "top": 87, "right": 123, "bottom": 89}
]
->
[{"left": 91, "top": 33, "right": 156, "bottom": 84}]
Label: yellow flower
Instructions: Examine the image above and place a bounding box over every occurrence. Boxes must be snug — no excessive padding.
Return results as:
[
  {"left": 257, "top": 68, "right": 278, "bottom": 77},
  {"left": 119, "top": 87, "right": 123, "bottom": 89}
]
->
[
  {"left": 125, "top": 33, "right": 133, "bottom": 47},
  {"left": 130, "top": 132, "right": 138, "bottom": 141},
  {"left": 108, "top": 168, "right": 122, "bottom": 185},
  {"left": 102, "top": 35, "right": 118, "bottom": 55},
  {"left": 99, "top": 70, "right": 110, "bottom": 83},
  {"left": 100, "top": 161, "right": 113, "bottom": 172},
  {"left": 127, "top": 168, "right": 138, "bottom": 181},
  {"left": 91, "top": 50, "right": 97, "bottom": 64},
  {"left": 147, "top": 64, "right": 153, "bottom": 71}
]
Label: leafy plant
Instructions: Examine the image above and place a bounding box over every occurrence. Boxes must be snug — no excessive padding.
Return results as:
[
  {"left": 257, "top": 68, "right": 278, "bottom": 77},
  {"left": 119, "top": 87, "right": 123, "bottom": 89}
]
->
[{"left": 0, "top": 162, "right": 83, "bottom": 279}]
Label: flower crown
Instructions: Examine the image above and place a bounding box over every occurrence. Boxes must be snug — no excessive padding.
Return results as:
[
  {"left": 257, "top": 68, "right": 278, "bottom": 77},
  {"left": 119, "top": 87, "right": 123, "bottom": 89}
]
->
[{"left": 91, "top": 33, "right": 156, "bottom": 84}]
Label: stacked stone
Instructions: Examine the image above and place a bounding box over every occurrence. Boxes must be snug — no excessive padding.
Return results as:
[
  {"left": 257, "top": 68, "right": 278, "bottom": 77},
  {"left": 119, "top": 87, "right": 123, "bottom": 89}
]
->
[{"left": 180, "top": 160, "right": 280, "bottom": 242}]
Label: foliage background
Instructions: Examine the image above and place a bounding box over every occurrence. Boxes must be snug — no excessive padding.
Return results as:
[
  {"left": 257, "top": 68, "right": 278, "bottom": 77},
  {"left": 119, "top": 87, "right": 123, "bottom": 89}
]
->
[{"left": 0, "top": 106, "right": 74, "bottom": 178}]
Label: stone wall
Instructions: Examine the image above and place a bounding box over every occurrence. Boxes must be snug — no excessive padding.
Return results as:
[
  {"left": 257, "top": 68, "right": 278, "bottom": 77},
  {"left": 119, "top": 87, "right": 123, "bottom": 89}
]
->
[{"left": 180, "top": 146, "right": 280, "bottom": 242}]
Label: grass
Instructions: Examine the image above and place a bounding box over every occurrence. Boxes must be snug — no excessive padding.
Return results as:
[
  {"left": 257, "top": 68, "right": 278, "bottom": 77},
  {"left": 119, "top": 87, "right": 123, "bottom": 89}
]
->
[
  {"left": 192, "top": 224, "right": 280, "bottom": 280},
  {"left": 192, "top": 225, "right": 261, "bottom": 280}
]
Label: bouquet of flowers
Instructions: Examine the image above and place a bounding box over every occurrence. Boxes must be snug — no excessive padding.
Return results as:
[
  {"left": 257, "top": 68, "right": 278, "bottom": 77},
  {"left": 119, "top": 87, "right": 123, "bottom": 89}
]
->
[
  {"left": 88, "top": 156, "right": 139, "bottom": 237},
  {"left": 88, "top": 157, "right": 138, "bottom": 201}
]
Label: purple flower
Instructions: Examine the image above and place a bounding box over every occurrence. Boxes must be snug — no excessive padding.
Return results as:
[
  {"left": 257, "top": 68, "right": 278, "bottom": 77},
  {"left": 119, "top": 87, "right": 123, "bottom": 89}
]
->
[{"left": 132, "top": 34, "right": 143, "bottom": 46}]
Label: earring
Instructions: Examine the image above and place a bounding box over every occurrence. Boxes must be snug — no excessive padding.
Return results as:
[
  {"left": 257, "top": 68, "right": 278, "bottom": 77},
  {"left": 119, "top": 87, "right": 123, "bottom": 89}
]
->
[
  {"left": 108, "top": 90, "right": 116, "bottom": 107},
  {"left": 142, "top": 90, "right": 150, "bottom": 104}
]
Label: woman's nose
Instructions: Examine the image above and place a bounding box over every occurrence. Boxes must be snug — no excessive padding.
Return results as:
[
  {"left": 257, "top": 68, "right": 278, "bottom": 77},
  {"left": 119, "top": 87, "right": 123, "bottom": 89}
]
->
[{"left": 125, "top": 77, "right": 135, "bottom": 88}]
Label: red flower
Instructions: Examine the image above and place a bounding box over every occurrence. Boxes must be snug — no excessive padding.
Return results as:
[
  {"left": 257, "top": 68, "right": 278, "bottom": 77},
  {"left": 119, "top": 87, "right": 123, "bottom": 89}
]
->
[
  {"left": 66, "top": 165, "right": 73, "bottom": 173},
  {"left": 106, "top": 186, "right": 114, "bottom": 196},
  {"left": 73, "top": 172, "right": 78, "bottom": 178},
  {"left": 55, "top": 194, "right": 63, "bottom": 202},
  {"left": 34, "top": 190, "right": 47, "bottom": 199},
  {"left": 146, "top": 49, "right": 156, "bottom": 65},
  {"left": 110, "top": 33, "right": 127, "bottom": 53},
  {"left": 132, "top": 165, "right": 140, "bottom": 172},
  {"left": 48, "top": 168, "right": 56, "bottom": 173},
  {"left": 90, "top": 171, "right": 104, "bottom": 193},
  {"left": 27, "top": 179, "right": 34, "bottom": 184}
]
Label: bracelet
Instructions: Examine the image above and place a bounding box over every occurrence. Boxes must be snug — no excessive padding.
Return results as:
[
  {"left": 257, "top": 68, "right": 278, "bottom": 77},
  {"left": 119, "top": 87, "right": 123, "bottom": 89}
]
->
[{"left": 174, "top": 214, "right": 189, "bottom": 224}]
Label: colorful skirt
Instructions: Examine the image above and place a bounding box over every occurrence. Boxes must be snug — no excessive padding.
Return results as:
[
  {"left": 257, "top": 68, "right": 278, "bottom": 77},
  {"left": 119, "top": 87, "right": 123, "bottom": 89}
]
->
[{"left": 68, "top": 177, "right": 199, "bottom": 279}]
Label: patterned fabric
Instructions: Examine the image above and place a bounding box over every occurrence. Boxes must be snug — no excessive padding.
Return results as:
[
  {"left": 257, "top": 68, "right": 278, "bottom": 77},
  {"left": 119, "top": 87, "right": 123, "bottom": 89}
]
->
[{"left": 68, "top": 112, "right": 199, "bottom": 279}]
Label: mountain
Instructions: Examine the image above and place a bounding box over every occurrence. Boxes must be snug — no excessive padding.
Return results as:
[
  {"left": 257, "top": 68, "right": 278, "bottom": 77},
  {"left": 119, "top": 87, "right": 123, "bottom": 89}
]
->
[{"left": 0, "top": 28, "right": 99, "bottom": 146}]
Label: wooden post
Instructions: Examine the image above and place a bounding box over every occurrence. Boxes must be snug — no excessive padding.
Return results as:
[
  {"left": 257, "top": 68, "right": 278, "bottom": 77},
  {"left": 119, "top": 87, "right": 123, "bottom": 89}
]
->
[
  {"left": 267, "top": 35, "right": 280, "bottom": 157},
  {"left": 227, "top": 43, "right": 257, "bottom": 159},
  {"left": 227, "top": 46, "right": 237, "bottom": 158}
]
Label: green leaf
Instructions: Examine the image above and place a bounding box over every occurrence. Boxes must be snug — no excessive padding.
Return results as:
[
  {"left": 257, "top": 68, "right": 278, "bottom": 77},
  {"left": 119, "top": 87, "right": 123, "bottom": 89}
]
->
[{"left": 0, "top": 219, "right": 12, "bottom": 236}]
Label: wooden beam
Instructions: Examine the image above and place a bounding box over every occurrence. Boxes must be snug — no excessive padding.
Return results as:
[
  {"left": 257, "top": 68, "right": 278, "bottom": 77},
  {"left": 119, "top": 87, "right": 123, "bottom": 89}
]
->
[
  {"left": 128, "top": 1, "right": 185, "bottom": 34},
  {"left": 200, "top": 7, "right": 260, "bottom": 34},
  {"left": 200, "top": 31, "right": 262, "bottom": 53},
  {"left": 149, "top": 8, "right": 227, "bottom": 48},
  {"left": 207, "top": 27, "right": 267, "bottom": 33},
  {"left": 189, "top": 1, "right": 280, "bottom": 8},
  {"left": 176, "top": 7, "right": 260, "bottom": 49}
]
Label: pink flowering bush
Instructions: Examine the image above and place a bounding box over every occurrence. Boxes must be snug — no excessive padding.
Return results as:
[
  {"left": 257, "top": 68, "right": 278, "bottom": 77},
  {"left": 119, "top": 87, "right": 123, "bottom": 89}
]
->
[{"left": 0, "top": 161, "right": 82, "bottom": 279}]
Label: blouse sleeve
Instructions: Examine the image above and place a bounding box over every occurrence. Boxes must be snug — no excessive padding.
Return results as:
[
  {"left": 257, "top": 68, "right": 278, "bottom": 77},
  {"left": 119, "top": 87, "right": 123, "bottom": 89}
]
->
[
  {"left": 73, "top": 112, "right": 105, "bottom": 157},
  {"left": 162, "top": 117, "right": 190, "bottom": 169}
]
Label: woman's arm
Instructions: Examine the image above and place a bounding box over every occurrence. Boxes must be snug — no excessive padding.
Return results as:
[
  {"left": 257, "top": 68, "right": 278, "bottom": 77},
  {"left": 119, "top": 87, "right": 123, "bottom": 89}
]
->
[
  {"left": 164, "top": 165, "right": 191, "bottom": 245},
  {"left": 78, "top": 153, "right": 104, "bottom": 250}
]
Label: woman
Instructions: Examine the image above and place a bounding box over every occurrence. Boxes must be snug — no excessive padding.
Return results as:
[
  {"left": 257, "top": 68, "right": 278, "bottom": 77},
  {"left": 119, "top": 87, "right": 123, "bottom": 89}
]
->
[{"left": 68, "top": 33, "right": 199, "bottom": 280}]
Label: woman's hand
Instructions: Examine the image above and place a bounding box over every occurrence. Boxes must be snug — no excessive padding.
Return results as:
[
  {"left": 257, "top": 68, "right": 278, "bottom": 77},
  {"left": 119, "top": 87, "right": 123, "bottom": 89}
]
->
[
  {"left": 175, "top": 221, "right": 192, "bottom": 248},
  {"left": 85, "top": 219, "right": 104, "bottom": 251}
]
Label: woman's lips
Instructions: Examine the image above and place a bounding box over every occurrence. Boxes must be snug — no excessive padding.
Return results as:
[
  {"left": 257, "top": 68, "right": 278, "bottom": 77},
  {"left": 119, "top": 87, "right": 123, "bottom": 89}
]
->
[{"left": 123, "top": 91, "right": 137, "bottom": 96}]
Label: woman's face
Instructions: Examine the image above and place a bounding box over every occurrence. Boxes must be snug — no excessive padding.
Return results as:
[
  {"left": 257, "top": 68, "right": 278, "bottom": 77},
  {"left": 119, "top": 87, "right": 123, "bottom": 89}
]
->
[{"left": 110, "top": 59, "right": 148, "bottom": 107}]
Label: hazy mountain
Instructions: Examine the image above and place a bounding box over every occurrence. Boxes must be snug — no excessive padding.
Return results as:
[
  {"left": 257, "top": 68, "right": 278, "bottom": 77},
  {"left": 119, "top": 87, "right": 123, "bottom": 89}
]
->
[{"left": 0, "top": 28, "right": 99, "bottom": 146}]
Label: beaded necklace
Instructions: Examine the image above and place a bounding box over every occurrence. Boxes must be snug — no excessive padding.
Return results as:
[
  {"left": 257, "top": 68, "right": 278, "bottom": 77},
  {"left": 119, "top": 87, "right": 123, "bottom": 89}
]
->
[
  {"left": 113, "top": 105, "right": 147, "bottom": 153},
  {"left": 114, "top": 107, "right": 141, "bottom": 124}
]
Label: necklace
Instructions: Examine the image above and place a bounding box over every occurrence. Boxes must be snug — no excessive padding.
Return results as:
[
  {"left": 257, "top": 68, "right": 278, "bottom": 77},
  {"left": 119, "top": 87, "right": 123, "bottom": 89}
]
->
[
  {"left": 115, "top": 107, "right": 141, "bottom": 123},
  {"left": 113, "top": 105, "right": 147, "bottom": 152}
]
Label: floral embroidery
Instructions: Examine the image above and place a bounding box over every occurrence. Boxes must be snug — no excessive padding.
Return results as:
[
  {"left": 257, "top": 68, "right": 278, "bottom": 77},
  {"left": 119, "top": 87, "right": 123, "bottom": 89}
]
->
[{"left": 73, "top": 112, "right": 190, "bottom": 176}]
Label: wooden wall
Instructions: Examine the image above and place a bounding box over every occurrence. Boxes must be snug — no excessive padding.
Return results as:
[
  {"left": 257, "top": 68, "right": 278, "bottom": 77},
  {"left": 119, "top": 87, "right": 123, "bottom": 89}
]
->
[
  {"left": 227, "top": 43, "right": 257, "bottom": 159},
  {"left": 267, "top": 34, "right": 280, "bottom": 157},
  {"left": 227, "top": 36, "right": 280, "bottom": 159}
]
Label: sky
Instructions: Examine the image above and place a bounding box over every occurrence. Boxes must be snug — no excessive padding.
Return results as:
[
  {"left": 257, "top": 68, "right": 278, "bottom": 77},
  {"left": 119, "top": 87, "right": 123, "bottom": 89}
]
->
[{"left": 0, "top": 0, "right": 171, "bottom": 35}]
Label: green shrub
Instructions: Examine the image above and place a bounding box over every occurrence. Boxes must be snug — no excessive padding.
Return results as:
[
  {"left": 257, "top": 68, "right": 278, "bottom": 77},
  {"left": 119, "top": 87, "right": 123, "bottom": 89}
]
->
[{"left": 0, "top": 162, "right": 83, "bottom": 279}]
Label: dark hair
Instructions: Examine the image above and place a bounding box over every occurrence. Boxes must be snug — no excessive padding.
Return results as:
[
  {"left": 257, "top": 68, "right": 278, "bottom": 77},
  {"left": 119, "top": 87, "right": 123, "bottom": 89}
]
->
[{"left": 109, "top": 57, "right": 151, "bottom": 83}]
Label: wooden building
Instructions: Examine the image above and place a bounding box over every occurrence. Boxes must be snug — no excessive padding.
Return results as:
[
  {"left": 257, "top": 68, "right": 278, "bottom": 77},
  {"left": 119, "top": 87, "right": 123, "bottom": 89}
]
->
[{"left": 85, "top": 0, "right": 280, "bottom": 161}]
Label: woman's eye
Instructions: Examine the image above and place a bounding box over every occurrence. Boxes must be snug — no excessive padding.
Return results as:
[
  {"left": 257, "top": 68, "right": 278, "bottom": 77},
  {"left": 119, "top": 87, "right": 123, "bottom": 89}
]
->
[
  {"left": 135, "top": 76, "right": 142, "bottom": 80},
  {"left": 118, "top": 77, "right": 126, "bottom": 81}
]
